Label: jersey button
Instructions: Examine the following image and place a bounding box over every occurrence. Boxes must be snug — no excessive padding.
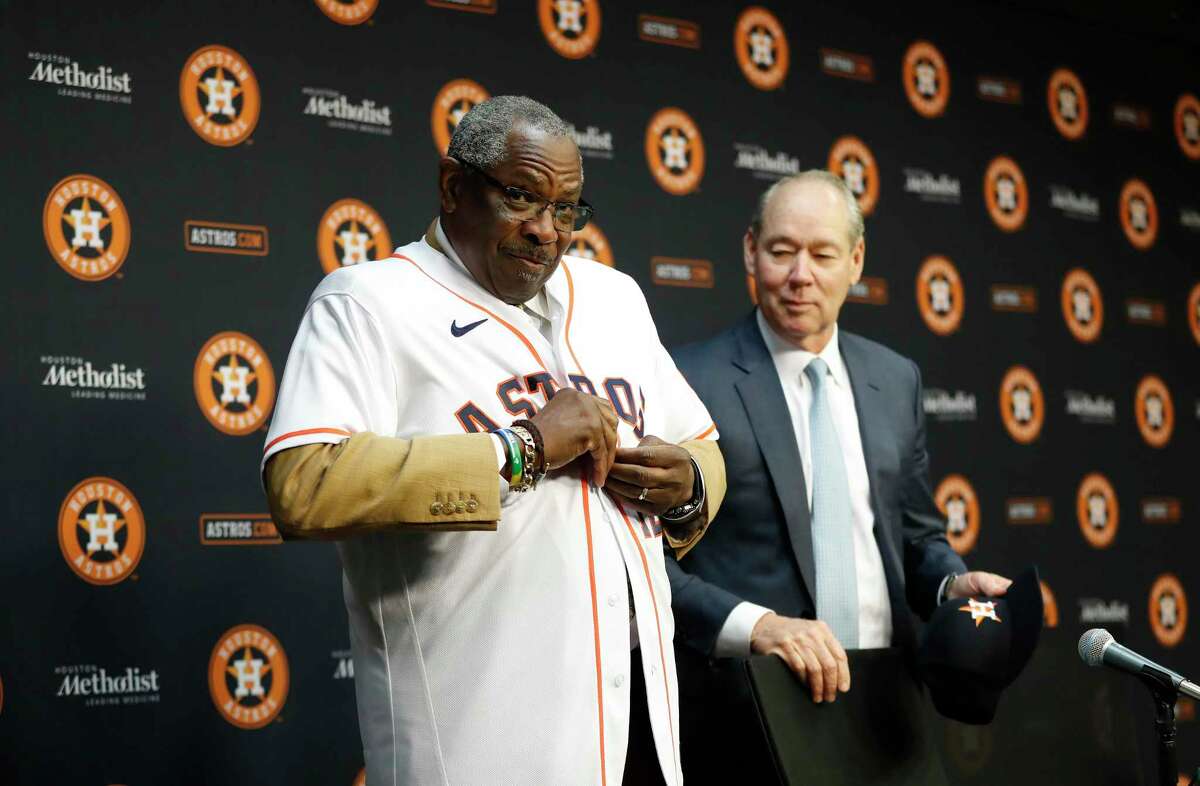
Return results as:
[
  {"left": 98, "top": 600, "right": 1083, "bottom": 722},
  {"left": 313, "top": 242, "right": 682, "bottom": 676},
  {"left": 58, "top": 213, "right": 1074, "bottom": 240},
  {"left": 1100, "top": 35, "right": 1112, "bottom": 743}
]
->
[
  {"left": 613, "top": 673, "right": 625, "bottom": 688},
  {"left": 607, "top": 595, "right": 617, "bottom": 608}
]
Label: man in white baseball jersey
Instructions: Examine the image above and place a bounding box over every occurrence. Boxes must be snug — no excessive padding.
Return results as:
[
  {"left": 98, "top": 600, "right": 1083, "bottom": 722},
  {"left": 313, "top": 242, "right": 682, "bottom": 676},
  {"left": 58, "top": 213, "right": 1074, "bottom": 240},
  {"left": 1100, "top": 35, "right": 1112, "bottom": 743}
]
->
[{"left": 263, "top": 96, "right": 724, "bottom": 786}]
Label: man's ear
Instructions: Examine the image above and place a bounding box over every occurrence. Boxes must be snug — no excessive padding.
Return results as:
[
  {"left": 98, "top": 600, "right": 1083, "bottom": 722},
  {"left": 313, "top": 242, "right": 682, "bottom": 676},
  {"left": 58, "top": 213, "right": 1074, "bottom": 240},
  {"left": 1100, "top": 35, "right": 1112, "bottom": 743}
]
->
[
  {"left": 849, "top": 236, "right": 865, "bottom": 286},
  {"left": 439, "top": 156, "right": 464, "bottom": 214},
  {"left": 742, "top": 230, "right": 757, "bottom": 277}
]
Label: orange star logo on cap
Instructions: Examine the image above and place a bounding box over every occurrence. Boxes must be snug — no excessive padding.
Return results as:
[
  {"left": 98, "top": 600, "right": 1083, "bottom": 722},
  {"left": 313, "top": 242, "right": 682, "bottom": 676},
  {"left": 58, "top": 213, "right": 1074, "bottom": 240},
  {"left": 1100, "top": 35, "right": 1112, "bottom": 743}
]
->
[{"left": 959, "top": 598, "right": 1002, "bottom": 627}]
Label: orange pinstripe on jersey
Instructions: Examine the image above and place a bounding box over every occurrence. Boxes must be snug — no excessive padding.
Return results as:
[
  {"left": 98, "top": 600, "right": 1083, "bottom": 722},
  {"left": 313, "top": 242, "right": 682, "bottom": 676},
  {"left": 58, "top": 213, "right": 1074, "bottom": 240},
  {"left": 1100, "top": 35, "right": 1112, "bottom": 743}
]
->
[
  {"left": 611, "top": 495, "right": 680, "bottom": 782},
  {"left": 580, "top": 472, "right": 608, "bottom": 786},
  {"left": 264, "top": 426, "right": 353, "bottom": 453}
]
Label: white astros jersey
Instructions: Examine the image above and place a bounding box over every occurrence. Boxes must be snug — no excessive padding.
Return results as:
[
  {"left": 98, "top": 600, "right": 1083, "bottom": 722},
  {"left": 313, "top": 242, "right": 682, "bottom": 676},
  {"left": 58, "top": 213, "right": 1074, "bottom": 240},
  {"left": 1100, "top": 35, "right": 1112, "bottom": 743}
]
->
[{"left": 263, "top": 227, "right": 717, "bottom": 786}]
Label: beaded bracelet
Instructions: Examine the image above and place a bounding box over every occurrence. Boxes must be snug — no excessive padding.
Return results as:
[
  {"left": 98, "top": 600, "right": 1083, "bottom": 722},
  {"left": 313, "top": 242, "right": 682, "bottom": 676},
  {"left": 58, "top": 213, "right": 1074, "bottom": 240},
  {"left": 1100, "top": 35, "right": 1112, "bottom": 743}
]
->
[{"left": 511, "top": 419, "right": 548, "bottom": 479}]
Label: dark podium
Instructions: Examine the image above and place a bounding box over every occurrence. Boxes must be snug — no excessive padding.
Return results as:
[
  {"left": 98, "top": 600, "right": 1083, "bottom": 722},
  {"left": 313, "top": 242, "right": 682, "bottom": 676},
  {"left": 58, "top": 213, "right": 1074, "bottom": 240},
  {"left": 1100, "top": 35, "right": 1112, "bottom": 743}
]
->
[
  {"left": 743, "top": 638, "right": 1147, "bottom": 785},
  {"left": 746, "top": 648, "right": 948, "bottom": 785}
]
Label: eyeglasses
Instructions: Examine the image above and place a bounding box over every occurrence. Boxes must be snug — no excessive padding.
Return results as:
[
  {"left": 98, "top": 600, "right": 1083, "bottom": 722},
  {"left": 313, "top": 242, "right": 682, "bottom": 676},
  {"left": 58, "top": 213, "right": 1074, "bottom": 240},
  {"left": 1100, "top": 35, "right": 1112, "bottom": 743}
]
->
[{"left": 459, "top": 160, "right": 594, "bottom": 232}]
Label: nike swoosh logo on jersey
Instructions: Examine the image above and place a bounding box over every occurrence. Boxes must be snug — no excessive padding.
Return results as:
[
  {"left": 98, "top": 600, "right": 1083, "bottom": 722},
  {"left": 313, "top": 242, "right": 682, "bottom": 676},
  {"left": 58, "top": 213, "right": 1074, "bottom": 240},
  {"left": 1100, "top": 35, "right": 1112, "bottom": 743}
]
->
[{"left": 451, "top": 318, "right": 488, "bottom": 337}]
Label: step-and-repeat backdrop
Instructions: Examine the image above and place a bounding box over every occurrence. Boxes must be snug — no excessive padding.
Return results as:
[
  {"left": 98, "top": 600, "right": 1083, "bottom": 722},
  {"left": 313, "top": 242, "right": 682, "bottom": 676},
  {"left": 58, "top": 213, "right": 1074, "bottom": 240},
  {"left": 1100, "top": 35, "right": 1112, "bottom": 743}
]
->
[{"left": 2, "top": 0, "right": 1198, "bottom": 783}]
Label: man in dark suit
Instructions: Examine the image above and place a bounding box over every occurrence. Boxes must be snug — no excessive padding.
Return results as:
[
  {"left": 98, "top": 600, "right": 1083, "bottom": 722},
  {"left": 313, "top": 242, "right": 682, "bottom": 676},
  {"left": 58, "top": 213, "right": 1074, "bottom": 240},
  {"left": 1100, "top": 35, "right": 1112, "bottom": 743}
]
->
[{"left": 667, "top": 170, "right": 1011, "bottom": 782}]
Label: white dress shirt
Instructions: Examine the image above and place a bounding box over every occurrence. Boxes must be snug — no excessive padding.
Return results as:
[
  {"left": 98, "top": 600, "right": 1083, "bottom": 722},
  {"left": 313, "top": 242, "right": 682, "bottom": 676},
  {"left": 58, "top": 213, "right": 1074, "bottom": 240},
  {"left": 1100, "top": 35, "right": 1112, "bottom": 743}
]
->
[{"left": 714, "top": 311, "right": 893, "bottom": 655}]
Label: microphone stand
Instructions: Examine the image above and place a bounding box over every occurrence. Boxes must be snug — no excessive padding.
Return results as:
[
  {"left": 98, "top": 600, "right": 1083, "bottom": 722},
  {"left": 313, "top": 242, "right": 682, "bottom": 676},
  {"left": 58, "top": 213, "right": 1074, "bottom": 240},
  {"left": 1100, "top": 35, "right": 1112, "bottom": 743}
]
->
[{"left": 1138, "top": 669, "right": 1179, "bottom": 786}]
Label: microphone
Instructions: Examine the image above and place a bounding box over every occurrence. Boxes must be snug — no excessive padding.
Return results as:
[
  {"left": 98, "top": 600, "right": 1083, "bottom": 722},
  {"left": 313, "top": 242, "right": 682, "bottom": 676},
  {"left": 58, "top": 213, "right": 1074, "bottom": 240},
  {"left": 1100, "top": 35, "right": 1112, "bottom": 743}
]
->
[{"left": 1078, "top": 628, "right": 1200, "bottom": 701}]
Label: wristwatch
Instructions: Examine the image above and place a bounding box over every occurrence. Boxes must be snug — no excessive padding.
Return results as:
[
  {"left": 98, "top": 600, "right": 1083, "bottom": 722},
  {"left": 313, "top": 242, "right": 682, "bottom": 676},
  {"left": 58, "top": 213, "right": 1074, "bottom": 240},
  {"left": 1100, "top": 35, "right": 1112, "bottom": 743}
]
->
[{"left": 659, "top": 457, "right": 705, "bottom": 524}]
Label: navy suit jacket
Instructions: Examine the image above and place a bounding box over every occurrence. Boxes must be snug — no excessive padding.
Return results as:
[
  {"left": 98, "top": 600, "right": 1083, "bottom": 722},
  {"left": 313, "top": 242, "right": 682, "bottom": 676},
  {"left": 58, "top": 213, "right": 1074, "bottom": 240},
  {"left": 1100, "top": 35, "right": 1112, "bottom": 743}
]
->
[{"left": 667, "top": 312, "right": 967, "bottom": 662}]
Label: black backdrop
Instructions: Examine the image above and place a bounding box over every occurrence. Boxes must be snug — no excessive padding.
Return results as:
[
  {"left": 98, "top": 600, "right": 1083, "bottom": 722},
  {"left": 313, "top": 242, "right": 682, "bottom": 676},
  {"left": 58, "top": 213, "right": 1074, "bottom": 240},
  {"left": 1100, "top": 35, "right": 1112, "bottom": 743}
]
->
[{"left": 2, "top": 1, "right": 1198, "bottom": 783}]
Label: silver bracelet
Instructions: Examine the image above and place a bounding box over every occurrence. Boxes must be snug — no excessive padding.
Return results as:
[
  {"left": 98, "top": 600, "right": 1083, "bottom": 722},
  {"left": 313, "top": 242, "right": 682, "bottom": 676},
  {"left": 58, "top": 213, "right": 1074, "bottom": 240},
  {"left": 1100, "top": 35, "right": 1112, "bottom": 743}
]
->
[
  {"left": 659, "top": 457, "right": 705, "bottom": 524},
  {"left": 508, "top": 425, "right": 541, "bottom": 492}
]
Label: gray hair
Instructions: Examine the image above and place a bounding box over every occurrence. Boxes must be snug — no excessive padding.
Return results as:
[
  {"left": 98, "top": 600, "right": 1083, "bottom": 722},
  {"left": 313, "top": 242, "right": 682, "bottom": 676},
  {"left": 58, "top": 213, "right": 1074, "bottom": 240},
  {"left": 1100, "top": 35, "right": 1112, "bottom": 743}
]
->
[
  {"left": 447, "top": 95, "right": 580, "bottom": 177},
  {"left": 748, "top": 169, "right": 864, "bottom": 245}
]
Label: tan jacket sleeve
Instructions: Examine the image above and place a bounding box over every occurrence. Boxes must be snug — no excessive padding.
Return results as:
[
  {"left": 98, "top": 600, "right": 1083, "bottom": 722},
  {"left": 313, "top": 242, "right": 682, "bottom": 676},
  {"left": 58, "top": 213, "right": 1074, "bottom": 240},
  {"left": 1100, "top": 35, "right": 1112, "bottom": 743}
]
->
[
  {"left": 264, "top": 432, "right": 502, "bottom": 540},
  {"left": 663, "top": 438, "right": 726, "bottom": 559}
]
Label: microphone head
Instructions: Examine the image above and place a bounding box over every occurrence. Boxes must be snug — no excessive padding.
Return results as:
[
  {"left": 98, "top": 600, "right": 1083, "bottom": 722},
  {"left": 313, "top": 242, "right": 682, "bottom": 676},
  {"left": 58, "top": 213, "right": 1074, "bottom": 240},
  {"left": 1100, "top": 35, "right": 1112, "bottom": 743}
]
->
[{"left": 1078, "top": 628, "right": 1113, "bottom": 666}]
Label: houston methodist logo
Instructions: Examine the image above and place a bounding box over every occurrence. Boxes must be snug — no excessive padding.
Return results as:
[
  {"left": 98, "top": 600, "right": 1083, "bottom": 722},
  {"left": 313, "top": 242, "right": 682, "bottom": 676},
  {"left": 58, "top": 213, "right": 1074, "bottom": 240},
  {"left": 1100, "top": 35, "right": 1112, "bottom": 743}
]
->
[
  {"left": 902, "top": 41, "right": 949, "bottom": 118},
  {"left": 209, "top": 624, "right": 289, "bottom": 728},
  {"left": 194, "top": 332, "right": 276, "bottom": 436},
  {"left": 828, "top": 136, "right": 879, "bottom": 215},
  {"left": 43, "top": 174, "right": 131, "bottom": 281},
  {"left": 314, "top": 0, "right": 378, "bottom": 25},
  {"left": 431, "top": 79, "right": 490, "bottom": 155},
  {"left": 645, "top": 108, "right": 705, "bottom": 195},
  {"left": 538, "top": 0, "right": 602, "bottom": 60},
  {"left": 1149, "top": 574, "right": 1187, "bottom": 648},
  {"left": 1135, "top": 374, "right": 1174, "bottom": 448},
  {"left": 935, "top": 474, "right": 979, "bottom": 555},
  {"left": 916, "top": 255, "right": 964, "bottom": 336},
  {"left": 999, "top": 365, "right": 1043, "bottom": 443},
  {"left": 1047, "top": 68, "right": 1088, "bottom": 140},
  {"left": 1188, "top": 282, "right": 1200, "bottom": 346},
  {"left": 1119, "top": 178, "right": 1158, "bottom": 250},
  {"left": 179, "top": 45, "right": 260, "bottom": 147},
  {"left": 317, "top": 198, "right": 393, "bottom": 274},
  {"left": 569, "top": 223, "right": 614, "bottom": 266},
  {"left": 983, "top": 156, "right": 1028, "bottom": 232},
  {"left": 1061, "top": 268, "right": 1103, "bottom": 343},
  {"left": 733, "top": 6, "right": 789, "bottom": 91},
  {"left": 1076, "top": 473, "right": 1118, "bottom": 549},
  {"left": 1175, "top": 93, "right": 1200, "bottom": 160},
  {"left": 58, "top": 477, "right": 146, "bottom": 585}
]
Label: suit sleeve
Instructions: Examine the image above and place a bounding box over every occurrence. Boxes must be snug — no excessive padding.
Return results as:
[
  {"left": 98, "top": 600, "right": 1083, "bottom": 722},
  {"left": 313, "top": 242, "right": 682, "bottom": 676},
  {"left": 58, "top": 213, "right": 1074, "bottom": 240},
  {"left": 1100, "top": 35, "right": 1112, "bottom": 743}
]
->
[
  {"left": 901, "top": 359, "right": 968, "bottom": 618},
  {"left": 262, "top": 291, "right": 501, "bottom": 538},
  {"left": 665, "top": 551, "right": 751, "bottom": 657}
]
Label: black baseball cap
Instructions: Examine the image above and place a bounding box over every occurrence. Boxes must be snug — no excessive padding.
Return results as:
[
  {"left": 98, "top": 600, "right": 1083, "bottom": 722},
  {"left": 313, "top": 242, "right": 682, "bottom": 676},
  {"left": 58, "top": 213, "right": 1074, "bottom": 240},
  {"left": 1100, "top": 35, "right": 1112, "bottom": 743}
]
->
[{"left": 918, "top": 565, "right": 1044, "bottom": 724}]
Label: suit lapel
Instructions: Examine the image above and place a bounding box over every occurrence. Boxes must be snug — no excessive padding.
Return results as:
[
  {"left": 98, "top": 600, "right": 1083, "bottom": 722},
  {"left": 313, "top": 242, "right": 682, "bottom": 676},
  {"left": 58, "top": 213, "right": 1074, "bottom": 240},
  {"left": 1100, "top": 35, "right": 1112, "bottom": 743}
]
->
[
  {"left": 840, "top": 332, "right": 913, "bottom": 644},
  {"left": 732, "top": 315, "right": 817, "bottom": 602}
]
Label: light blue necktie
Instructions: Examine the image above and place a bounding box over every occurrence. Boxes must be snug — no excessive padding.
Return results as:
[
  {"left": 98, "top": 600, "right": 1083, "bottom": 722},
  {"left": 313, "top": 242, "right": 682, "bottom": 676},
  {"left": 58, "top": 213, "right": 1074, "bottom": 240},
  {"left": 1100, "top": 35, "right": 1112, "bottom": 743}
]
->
[{"left": 804, "top": 357, "right": 859, "bottom": 649}]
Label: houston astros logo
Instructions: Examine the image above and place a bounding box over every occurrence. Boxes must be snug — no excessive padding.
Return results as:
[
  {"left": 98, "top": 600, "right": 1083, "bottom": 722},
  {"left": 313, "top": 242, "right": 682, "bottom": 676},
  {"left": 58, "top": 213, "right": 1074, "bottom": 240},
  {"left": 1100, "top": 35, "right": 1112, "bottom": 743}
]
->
[
  {"left": 1135, "top": 374, "right": 1174, "bottom": 448},
  {"left": 1175, "top": 93, "right": 1200, "bottom": 160},
  {"left": 569, "top": 223, "right": 614, "bottom": 266},
  {"left": 194, "top": 331, "right": 276, "bottom": 436},
  {"left": 209, "top": 624, "right": 289, "bottom": 728},
  {"left": 1040, "top": 581, "right": 1059, "bottom": 628},
  {"left": 935, "top": 474, "right": 980, "bottom": 555},
  {"left": 58, "top": 477, "right": 146, "bottom": 585},
  {"left": 999, "top": 365, "right": 1043, "bottom": 444},
  {"left": 1149, "top": 574, "right": 1188, "bottom": 648},
  {"left": 179, "top": 45, "right": 260, "bottom": 147},
  {"left": 1076, "top": 473, "right": 1118, "bottom": 549},
  {"left": 916, "top": 255, "right": 963, "bottom": 336},
  {"left": 317, "top": 198, "right": 393, "bottom": 274},
  {"left": 43, "top": 174, "right": 131, "bottom": 281},
  {"left": 645, "top": 107, "right": 705, "bottom": 195},
  {"left": 1047, "top": 68, "right": 1088, "bottom": 140},
  {"left": 538, "top": 0, "right": 602, "bottom": 60},
  {"left": 1119, "top": 178, "right": 1158, "bottom": 250},
  {"left": 827, "top": 136, "right": 879, "bottom": 215},
  {"left": 984, "top": 156, "right": 1027, "bottom": 232},
  {"left": 1061, "top": 268, "right": 1103, "bottom": 343},
  {"left": 903, "top": 41, "right": 949, "bottom": 118},
  {"left": 431, "top": 79, "right": 490, "bottom": 155},
  {"left": 314, "top": 0, "right": 378, "bottom": 25},
  {"left": 734, "top": 7, "right": 789, "bottom": 91},
  {"left": 1188, "top": 282, "right": 1200, "bottom": 346},
  {"left": 959, "top": 599, "right": 1001, "bottom": 627}
]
